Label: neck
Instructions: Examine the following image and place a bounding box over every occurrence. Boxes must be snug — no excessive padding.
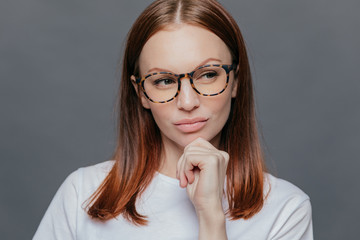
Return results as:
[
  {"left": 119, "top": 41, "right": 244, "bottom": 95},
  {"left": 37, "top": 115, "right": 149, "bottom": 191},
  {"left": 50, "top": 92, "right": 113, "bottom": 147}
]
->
[{"left": 158, "top": 136, "right": 184, "bottom": 179}]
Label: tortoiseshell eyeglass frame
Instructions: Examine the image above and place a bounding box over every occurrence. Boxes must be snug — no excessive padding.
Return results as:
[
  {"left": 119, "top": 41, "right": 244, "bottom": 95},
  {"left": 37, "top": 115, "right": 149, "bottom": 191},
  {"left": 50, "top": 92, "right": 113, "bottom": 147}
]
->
[{"left": 135, "top": 63, "right": 237, "bottom": 103}]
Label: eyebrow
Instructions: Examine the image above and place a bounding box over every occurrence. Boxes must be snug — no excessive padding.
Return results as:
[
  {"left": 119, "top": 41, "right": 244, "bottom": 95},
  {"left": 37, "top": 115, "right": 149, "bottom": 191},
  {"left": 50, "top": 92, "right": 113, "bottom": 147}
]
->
[{"left": 146, "top": 57, "right": 223, "bottom": 74}]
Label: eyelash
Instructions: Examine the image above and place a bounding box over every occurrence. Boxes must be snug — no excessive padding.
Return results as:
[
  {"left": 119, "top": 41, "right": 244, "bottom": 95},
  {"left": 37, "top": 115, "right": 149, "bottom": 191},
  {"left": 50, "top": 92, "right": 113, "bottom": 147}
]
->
[{"left": 153, "top": 78, "right": 176, "bottom": 85}]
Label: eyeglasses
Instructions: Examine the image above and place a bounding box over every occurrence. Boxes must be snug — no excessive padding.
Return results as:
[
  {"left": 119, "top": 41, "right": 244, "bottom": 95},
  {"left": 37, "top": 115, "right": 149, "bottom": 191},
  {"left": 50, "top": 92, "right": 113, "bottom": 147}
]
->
[{"left": 135, "top": 63, "right": 236, "bottom": 103}]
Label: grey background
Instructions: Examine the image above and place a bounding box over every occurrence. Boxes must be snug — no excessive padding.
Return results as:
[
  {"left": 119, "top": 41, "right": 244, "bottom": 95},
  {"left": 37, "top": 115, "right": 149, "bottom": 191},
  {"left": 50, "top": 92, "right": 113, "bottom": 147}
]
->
[{"left": 1, "top": 0, "right": 359, "bottom": 239}]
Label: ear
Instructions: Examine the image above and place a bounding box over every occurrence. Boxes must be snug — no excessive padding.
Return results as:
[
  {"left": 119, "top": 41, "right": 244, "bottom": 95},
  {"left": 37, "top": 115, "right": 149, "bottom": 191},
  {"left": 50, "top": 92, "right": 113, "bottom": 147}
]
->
[
  {"left": 231, "top": 80, "right": 238, "bottom": 98},
  {"left": 131, "top": 75, "right": 151, "bottom": 109},
  {"left": 231, "top": 66, "right": 239, "bottom": 98}
]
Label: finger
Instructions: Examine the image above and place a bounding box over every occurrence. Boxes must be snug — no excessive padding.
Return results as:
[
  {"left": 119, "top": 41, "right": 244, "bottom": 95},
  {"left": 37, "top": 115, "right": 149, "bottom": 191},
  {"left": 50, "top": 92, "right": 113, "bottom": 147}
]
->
[
  {"left": 176, "top": 154, "right": 183, "bottom": 180},
  {"left": 219, "top": 150, "right": 230, "bottom": 164},
  {"left": 177, "top": 154, "right": 188, "bottom": 188},
  {"left": 185, "top": 139, "right": 230, "bottom": 170},
  {"left": 184, "top": 162, "right": 195, "bottom": 185},
  {"left": 184, "top": 145, "right": 213, "bottom": 154},
  {"left": 185, "top": 137, "right": 217, "bottom": 151},
  {"left": 180, "top": 170, "right": 188, "bottom": 188},
  {"left": 183, "top": 153, "right": 202, "bottom": 184},
  {"left": 183, "top": 153, "right": 199, "bottom": 184},
  {"left": 181, "top": 154, "right": 191, "bottom": 188}
]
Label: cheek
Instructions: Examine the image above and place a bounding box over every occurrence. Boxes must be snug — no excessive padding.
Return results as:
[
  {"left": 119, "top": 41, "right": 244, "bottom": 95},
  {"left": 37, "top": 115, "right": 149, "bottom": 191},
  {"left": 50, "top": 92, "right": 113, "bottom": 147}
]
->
[
  {"left": 207, "top": 93, "right": 232, "bottom": 120},
  {"left": 148, "top": 104, "right": 174, "bottom": 128}
]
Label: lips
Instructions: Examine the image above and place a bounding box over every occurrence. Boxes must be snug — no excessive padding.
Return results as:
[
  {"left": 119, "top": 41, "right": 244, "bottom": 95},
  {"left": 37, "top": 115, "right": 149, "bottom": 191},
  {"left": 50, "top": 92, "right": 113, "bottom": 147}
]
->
[{"left": 174, "top": 117, "right": 208, "bottom": 133}]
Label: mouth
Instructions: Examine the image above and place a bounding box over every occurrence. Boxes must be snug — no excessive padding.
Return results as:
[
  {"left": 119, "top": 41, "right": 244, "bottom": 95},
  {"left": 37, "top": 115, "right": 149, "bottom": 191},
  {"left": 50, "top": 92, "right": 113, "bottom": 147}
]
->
[{"left": 174, "top": 117, "right": 208, "bottom": 133}]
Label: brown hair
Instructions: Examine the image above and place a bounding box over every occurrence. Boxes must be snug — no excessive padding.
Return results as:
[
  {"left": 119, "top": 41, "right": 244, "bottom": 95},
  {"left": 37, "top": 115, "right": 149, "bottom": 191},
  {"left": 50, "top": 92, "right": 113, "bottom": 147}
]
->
[{"left": 86, "top": 0, "right": 266, "bottom": 225}]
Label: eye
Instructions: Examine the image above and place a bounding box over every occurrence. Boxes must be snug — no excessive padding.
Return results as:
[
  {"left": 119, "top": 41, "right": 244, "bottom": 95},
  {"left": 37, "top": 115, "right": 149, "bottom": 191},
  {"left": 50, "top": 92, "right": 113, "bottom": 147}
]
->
[
  {"left": 153, "top": 78, "right": 177, "bottom": 86},
  {"left": 201, "top": 71, "right": 218, "bottom": 79}
]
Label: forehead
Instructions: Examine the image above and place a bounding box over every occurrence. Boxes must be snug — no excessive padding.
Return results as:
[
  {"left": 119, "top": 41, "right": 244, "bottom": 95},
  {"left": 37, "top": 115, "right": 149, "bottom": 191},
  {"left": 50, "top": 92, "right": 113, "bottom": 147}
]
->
[{"left": 138, "top": 24, "right": 232, "bottom": 74}]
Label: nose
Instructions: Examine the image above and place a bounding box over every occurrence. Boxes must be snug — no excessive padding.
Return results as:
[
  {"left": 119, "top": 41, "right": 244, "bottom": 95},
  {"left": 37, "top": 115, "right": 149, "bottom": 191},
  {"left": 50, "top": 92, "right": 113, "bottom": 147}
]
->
[{"left": 176, "top": 76, "right": 200, "bottom": 111}]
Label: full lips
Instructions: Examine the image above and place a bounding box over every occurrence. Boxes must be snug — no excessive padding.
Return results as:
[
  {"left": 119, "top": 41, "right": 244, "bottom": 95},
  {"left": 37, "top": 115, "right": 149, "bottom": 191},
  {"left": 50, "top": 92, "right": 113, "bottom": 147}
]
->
[{"left": 174, "top": 119, "right": 208, "bottom": 133}]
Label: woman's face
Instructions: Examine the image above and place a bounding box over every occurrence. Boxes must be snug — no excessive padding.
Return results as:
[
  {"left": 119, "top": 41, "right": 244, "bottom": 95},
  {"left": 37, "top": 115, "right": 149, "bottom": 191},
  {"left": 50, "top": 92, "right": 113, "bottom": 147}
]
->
[{"left": 135, "top": 24, "right": 237, "bottom": 149}]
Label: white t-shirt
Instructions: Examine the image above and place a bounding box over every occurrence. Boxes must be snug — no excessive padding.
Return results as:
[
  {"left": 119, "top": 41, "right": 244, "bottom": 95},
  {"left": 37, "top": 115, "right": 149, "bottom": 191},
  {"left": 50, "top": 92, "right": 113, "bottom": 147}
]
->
[{"left": 33, "top": 160, "right": 313, "bottom": 240}]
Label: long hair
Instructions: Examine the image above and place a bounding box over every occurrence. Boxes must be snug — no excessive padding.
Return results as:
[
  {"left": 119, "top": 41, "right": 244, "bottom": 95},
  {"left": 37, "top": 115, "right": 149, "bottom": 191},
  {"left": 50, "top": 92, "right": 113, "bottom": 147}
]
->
[{"left": 86, "top": 0, "right": 266, "bottom": 225}]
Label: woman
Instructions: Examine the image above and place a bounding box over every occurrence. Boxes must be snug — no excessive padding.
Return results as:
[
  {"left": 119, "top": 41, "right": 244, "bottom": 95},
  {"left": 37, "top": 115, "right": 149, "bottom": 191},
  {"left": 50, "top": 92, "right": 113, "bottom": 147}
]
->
[{"left": 34, "top": 0, "right": 313, "bottom": 239}]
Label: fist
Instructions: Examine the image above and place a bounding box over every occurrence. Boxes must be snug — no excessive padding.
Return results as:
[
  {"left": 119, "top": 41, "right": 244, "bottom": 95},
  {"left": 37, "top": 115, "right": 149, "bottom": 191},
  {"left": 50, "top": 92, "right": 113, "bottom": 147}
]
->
[{"left": 176, "top": 137, "right": 229, "bottom": 213}]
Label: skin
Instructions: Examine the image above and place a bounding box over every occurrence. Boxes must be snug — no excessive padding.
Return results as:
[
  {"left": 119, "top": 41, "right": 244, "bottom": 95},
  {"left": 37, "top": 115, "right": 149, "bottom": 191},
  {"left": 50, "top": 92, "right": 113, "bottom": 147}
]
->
[{"left": 132, "top": 24, "right": 237, "bottom": 240}]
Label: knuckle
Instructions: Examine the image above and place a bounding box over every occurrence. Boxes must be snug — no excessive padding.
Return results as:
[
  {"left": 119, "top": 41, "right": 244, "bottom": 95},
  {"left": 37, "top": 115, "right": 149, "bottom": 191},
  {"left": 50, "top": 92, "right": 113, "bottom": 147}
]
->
[
  {"left": 184, "top": 145, "right": 191, "bottom": 152},
  {"left": 207, "top": 155, "right": 219, "bottom": 166},
  {"left": 183, "top": 152, "right": 191, "bottom": 161},
  {"left": 183, "top": 154, "right": 194, "bottom": 166},
  {"left": 220, "top": 151, "right": 229, "bottom": 161},
  {"left": 184, "top": 144, "right": 196, "bottom": 153},
  {"left": 185, "top": 153, "right": 197, "bottom": 162}
]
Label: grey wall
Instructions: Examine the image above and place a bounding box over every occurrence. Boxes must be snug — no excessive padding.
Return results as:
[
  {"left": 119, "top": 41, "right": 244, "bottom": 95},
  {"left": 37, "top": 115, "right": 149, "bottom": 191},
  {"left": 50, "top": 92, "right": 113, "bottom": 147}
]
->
[{"left": 1, "top": 0, "right": 359, "bottom": 239}]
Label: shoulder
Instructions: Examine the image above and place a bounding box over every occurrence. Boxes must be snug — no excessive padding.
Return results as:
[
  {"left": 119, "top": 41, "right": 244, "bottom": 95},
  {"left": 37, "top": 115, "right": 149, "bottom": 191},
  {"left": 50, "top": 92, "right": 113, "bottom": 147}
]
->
[
  {"left": 33, "top": 160, "right": 116, "bottom": 239},
  {"left": 264, "top": 173, "right": 311, "bottom": 218},
  {"left": 74, "top": 160, "right": 115, "bottom": 195},
  {"left": 62, "top": 160, "right": 115, "bottom": 184},
  {"left": 263, "top": 174, "right": 313, "bottom": 239},
  {"left": 78, "top": 160, "right": 115, "bottom": 181},
  {"left": 55, "top": 160, "right": 115, "bottom": 201},
  {"left": 265, "top": 173, "right": 310, "bottom": 204}
]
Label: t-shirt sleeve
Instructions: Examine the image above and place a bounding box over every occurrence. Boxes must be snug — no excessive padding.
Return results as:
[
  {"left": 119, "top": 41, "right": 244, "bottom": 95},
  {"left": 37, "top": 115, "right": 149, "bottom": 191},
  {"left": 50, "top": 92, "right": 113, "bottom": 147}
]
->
[
  {"left": 33, "top": 169, "right": 80, "bottom": 240},
  {"left": 270, "top": 198, "right": 313, "bottom": 240}
]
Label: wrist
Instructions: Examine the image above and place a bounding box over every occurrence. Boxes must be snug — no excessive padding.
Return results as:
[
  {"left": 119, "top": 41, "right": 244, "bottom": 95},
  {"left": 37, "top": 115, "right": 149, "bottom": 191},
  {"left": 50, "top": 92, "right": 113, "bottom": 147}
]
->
[
  {"left": 197, "top": 207, "right": 225, "bottom": 225},
  {"left": 196, "top": 204, "right": 224, "bottom": 219},
  {"left": 197, "top": 208, "right": 227, "bottom": 240}
]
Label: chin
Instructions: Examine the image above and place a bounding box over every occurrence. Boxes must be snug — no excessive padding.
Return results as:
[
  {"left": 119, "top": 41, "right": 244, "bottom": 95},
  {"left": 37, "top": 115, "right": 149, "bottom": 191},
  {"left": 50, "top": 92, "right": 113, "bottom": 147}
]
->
[{"left": 175, "top": 132, "right": 218, "bottom": 148}]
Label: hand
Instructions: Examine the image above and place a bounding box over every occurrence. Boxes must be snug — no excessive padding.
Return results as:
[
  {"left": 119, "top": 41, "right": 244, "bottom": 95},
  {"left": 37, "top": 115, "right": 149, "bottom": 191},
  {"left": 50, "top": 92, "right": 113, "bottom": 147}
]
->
[{"left": 176, "top": 137, "right": 229, "bottom": 214}]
